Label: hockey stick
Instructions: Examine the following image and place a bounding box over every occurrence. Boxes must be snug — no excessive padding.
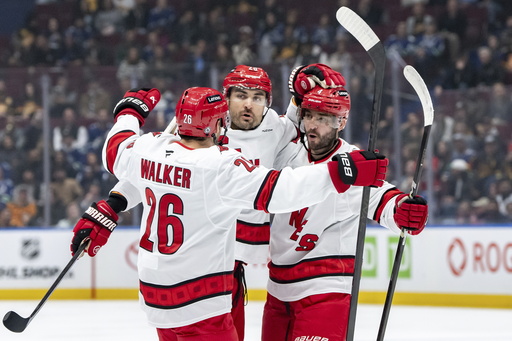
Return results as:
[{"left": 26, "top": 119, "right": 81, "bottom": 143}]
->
[
  {"left": 3, "top": 240, "right": 89, "bottom": 333},
  {"left": 163, "top": 117, "right": 177, "bottom": 134},
  {"left": 336, "top": 7, "right": 386, "bottom": 341},
  {"left": 376, "top": 65, "right": 434, "bottom": 341}
]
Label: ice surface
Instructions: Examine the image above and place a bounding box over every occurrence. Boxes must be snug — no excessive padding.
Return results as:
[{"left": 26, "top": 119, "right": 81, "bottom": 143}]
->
[{"left": 1, "top": 300, "right": 511, "bottom": 340}]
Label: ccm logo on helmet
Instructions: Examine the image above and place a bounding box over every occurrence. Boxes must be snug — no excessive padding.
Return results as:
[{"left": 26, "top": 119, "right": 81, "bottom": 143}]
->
[
  {"left": 207, "top": 95, "right": 222, "bottom": 103},
  {"left": 338, "top": 152, "right": 353, "bottom": 178}
]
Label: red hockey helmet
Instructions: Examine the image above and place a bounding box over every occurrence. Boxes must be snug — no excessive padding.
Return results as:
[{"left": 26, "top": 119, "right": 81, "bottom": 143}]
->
[
  {"left": 300, "top": 86, "right": 351, "bottom": 119},
  {"left": 175, "top": 87, "right": 229, "bottom": 137},
  {"left": 222, "top": 65, "right": 272, "bottom": 106}
]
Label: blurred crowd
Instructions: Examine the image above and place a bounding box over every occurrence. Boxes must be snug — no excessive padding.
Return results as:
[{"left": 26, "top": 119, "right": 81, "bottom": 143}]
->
[{"left": 0, "top": 0, "right": 511, "bottom": 228}]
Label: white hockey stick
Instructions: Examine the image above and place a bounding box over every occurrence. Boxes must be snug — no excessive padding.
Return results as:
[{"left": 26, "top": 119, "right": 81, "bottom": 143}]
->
[
  {"left": 336, "top": 7, "right": 386, "bottom": 341},
  {"left": 163, "top": 117, "right": 177, "bottom": 134},
  {"left": 376, "top": 65, "right": 434, "bottom": 341}
]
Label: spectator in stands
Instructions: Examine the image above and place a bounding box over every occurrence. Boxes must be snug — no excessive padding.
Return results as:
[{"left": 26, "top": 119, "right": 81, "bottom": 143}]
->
[
  {"left": 83, "top": 36, "right": 111, "bottom": 65},
  {"left": 495, "top": 178, "right": 512, "bottom": 216},
  {"left": 0, "top": 78, "right": 14, "bottom": 117},
  {"left": 80, "top": 182, "right": 102, "bottom": 211},
  {"left": 94, "top": 0, "right": 125, "bottom": 36},
  {"left": 438, "top": 52, "right": 477, "bottom": 89},
  {"left": 319, "top": 36, "right": 353, "bottom": 74},
  {"left": 257, "top": 11, "right": 284, "bottom": 64},
  {"left": 147, "top": 0, "right": 176, "bottom": 32},
  {"left": 116, "top": 46, "right": 148, "bottom": 88},
  {"left": 6, "top": 184, "right": 37, "bottom": 227},
  {"left": 472, "top": 134, "right": 504, "bottom": 195},
  {"left": 232, "top": 25, "right": 256, "bottom": 65},
  {"left": 410, "top": 18, "right": 445, "bottom": 86},
  {"left": 172, "top": 9, "right": 199, "bottom": 48},
  {"left": 78, "top": 79, "right": 112, "bottom": 119},
  {"left": 0, "top": 203, "right": 12, "bottom": 227},
  {"left": 0, "top": 164, "right": 14, "bottom": 205},
  {"left": 49, "top": 75, "right": 78, "bottom": 117},
  {"left": 87, "top": 108, "right": 113, "bottom": 155},
  {"left": 53, "top": 106, "right": 89, "bottom": 154},
  {"left": 124, "top": 0, "right": 150, "bottom": 34},
  {"left": 60, "top": 30, "right": 86, "bottom": 66},
  {"left": 355, "top": 0, "right": 386, "bottom": 26},
  {"left": 405, "top": 2, "right": 434, "bottom": 36},
  {"left": 43, "top": 17, "right": 64, "bottom": 64},
  {"left": 55, "top": 201, "right": 82, "bottom": 228},
  {"left": 385, "top": 21, "right": 415, "bottom": 58},
  {"left": 310, "top": 13, "right": 336, "bottom": 48},
  {"left": 474, "top": 46, "right": 504, "bottom": 86},
  {"left": 49, "top": 167, "right": 83, "bottom": 224},
  {"left": 487, "top": 82, "right": 512, "bottom": 127},
  {"left": 437, "top": 0, "right": 467, "bottom": 59}
]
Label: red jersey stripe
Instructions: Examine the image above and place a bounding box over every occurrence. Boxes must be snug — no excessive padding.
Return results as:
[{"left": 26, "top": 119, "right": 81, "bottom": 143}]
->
[
  {"left": 140, "top": 271, "right": 233, "bottom": 309},
  {"left": 254, "top": 170, "right": 281, "bottom": 213},
  {"left": 105, "top": 130, "right": 136, "bottom": 173},
  {"left": 236, "top": 220, "right": 270, "bottom": 245},
  {"left": 269, "top": 256, "right": 355, "bottom": 284},
  {"left": 373, "top": 187, "right": 402, "bottom": 223}
]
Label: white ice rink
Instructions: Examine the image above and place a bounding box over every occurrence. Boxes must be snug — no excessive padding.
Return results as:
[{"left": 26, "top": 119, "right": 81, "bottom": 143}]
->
[{"left": 1, "top": 300, "right": 511, "bottom": 340}]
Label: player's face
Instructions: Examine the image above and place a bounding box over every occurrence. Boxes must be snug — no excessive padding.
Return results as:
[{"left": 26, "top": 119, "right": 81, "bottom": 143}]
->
[
  {"left": 303, "top": 109, "right": 346, "bottom": 155},
  {"left": 228, "top": 88, "right": 267, "bottom": 130}
]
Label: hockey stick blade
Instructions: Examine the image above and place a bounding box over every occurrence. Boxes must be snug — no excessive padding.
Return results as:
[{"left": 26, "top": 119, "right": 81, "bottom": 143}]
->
[
  {"left": 336, "top": 7, "right": 379, "bottom": 52},
  {"left": 337, "top": 6, "right": 386, "bottom": 341},
  {"left": 403, "top": 65, "right": 434, "bottom": 197},
  {"left": 3, "top": 241, "right": 89, "bottom": 333},
  {"left": 377, "top": 65, "right": 434, "bottom": 341}
]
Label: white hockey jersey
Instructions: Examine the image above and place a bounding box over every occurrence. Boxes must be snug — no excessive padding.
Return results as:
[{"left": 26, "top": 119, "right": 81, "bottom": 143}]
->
[
  {"left": 220, "top": 107, "right": 299, "bottom": 264},
  {"left": 268, "top": 138, "right": 404, "bottom": 302},
  {"left": 101, "top": 114, "right": 342, "bottom": 328}
]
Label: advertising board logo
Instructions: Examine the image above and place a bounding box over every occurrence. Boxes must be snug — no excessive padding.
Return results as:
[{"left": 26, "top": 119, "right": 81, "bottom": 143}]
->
[
  {"left": 125, "top": 240, "right": 139, "bottom": 271},
  {"left": 362, "top": 235, "right": 412, "bottom": 278},
  {"left": 388, "top": 236, "right": 411, "bottom": 278},
  {"left": 362, "top": 236, "right": 377, "bottom": 277},
  {"left": 21, "top": 239, "right": 40, "bottom": 260}
]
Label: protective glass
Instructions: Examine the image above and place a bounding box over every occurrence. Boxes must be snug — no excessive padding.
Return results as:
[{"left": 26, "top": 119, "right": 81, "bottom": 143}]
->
[
  {"left": 301, "top": 109, "right": 343, "bottom": 129},
  {"left": 229, "top": 91, "right": 267, "bottom": 106}
]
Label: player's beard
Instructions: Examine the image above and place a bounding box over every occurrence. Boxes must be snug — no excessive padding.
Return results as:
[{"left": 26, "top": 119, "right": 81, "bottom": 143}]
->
[
  {"left": 230, "top": 110, "right": 261, "bottom": 130},
  {"left": 306, "top": 128, "right": 339, "bottom": 159}
]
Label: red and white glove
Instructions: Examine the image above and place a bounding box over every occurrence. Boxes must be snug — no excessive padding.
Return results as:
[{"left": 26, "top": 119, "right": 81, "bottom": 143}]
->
[
  {"left": 328, "top": 150, "right": 388, "bottom": 193},
  {"left": 289, "top": 63, "right": 346, "bottom": 102},
  {"left": 394, "top": 194, "right": 428, "bottom": 235},
  {"left": 113, "top": 88, "right": 161, "bottom": 126},
  {"left": 70, "top": 200, "right": 118, "bottom": 257}
]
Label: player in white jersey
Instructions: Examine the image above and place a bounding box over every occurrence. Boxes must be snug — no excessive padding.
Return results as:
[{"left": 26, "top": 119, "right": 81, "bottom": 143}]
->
[
  {"left": 262, "top": 87, "right": 429, "bottom": 341},
  {"left": 220, "top": 64, "right": 346, "bottom": 340},
  {"left": 69, "top": 87, "right": 388, "bottom": 340}
]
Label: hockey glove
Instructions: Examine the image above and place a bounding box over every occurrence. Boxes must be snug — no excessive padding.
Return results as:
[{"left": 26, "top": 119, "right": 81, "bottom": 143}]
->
[
  {"left": 113, "top": 88, "right": 161, "bottom": 126},
  {"left": 289, "top": 63, "right": 346, "bottom": 103},
  {"left": 70, "top": 200, "right": 118, "bottom": 257},
  {"left": 394, "top": 194, "right": 428, "bottom": 235},
  {"left": 328, "top": 150, "right": 388, "bottom": 193}
]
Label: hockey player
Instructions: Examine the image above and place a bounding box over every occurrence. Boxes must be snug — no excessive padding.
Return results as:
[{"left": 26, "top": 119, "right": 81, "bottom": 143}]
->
[
  {"left": 220, "top": 64, "right": 346, "bottom": 340},
  {"left": 70, "top": 87, "right": 389, "bottom": 341},
  {"left": 261, "top": 87, "right": 429, "bottom": 341}
]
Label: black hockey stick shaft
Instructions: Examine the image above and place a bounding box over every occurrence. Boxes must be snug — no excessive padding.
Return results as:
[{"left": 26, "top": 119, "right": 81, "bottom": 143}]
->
[
  {"left": 377, "top": 65, "right": 434, "bottom": 341},
  {"left": 3, "top": 241, "right": 89, "bottom": 333},
  {"left": 336, "top": 7, "right": 386, "bottom": 341}
]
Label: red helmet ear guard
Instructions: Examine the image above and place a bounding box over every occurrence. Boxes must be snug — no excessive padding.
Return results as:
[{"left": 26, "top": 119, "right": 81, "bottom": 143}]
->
[
  {"left": 300, "top": 86, "right": 351, "bottom": 119},
  {"left": 222, "top": 65, "right": 272, "bottom": 106},
  {"left": 176, "top": 87, "right": 229, "bottom": 138}
]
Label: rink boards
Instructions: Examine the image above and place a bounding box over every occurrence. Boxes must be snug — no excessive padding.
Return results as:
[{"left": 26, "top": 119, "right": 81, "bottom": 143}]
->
[{"left": 0, "top": 226, "right": 511, "bottom": 308}]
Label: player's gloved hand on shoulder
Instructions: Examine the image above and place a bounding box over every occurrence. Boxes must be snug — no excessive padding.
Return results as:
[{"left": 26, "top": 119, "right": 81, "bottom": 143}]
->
[
  {"left": 327, "top": 150, "right": 388, "bottom": 193},
  {"left": 113, "top": 88, "right": 161, "bottom": 126},
  {"left": 394, "top": 194, "right": 428, "bottom": 235},
  {"left": 289, "top": 63, "right": 346, "bottom": 103},
  {"left": 70, "top": 200, "right": 118, "bottom": 257}
]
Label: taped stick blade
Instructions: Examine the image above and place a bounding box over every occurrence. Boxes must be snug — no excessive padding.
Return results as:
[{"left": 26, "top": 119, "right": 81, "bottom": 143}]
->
[
  {"left": 336, "top": 6, "right": 380, "bottom": 51},
  {"left": 403, "top": 65, "right": 434, "bottom": 126}
]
